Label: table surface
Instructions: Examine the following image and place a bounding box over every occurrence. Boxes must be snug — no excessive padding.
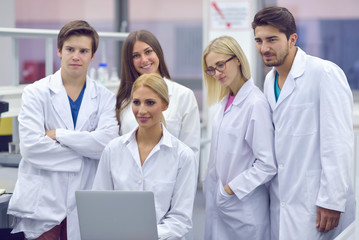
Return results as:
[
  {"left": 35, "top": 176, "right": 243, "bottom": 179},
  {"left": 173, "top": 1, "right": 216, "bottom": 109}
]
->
[
  {"left": 0, "top": 153, "right": 21, "bottom": 167},
  {"left": 0, "top": 166, "right": 18, "bottom": 199},
  {"left": 0, "top": 194, "right": 11, "bottom": 204}
]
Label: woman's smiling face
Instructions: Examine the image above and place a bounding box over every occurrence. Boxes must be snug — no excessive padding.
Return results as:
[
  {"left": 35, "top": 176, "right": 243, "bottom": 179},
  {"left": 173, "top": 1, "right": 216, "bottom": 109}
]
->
[{"left": 132, "top": 41, "right": 160, "bottom": 76}]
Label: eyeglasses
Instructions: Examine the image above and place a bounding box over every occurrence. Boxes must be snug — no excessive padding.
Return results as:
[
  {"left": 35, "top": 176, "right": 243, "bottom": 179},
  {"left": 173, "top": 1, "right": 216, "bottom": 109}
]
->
[{"left": 205, "top": 56, "right": 236, "bottom": 76}]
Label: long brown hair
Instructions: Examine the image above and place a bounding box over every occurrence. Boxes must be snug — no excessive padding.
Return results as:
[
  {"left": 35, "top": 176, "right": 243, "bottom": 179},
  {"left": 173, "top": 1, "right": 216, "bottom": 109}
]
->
[{"left": 116, "top": 30, "right": 171, "bottom": 130}]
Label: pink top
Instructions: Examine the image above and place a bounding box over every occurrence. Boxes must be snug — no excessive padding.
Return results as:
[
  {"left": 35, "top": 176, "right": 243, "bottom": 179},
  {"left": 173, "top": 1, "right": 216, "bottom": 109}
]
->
[{"left": 225, "top": 94, "right": 235, "bottom": 111}]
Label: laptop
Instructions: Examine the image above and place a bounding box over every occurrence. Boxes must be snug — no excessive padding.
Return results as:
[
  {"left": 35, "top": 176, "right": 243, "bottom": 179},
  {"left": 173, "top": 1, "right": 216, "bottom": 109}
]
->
[{"left": 76, "top": 190, "right": 158, "bottom": 240}]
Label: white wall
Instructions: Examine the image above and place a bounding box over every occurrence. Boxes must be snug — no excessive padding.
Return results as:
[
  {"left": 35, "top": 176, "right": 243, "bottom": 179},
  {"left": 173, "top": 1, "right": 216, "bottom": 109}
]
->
[
  {"left": 129, "top": 0, "right": 202, "bottom": 21},
  {"left": 15, "top": 0, "right": 115, "bottom": 22},
  {"left": 278, "top": 0, "right": 359, "bottom": 19},
  {"left": 0, "top": 1, "right": 15, "bottom": 86}
]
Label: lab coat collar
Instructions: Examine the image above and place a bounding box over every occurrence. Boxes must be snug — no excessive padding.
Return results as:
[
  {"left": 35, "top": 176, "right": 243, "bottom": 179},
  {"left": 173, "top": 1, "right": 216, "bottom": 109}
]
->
[
  {"left": 289, "top": 47, "right": 306, "bottom": 79},
  {"left": 220, "top": 78, "right": 254, "bottom": 111},
  {"left": 265, "top": 69, "right": 276, "bottom": 110},
  {"left": 232, "top": 78, "right": 254, "bottom": 106},
  {"left": 49, "top": 69, "right": 98, "bottom": 130},
  {"left": 49, "top": 70, "right": 73, "bottom": 130},
  {"left": 267, "top": 47, "right": 306, "bottom": 81},
  {"left": 75, "top": 76, "right": 98, "bottom": 130},
  {"left": 268, "top": 47, "right": 306, "bottom": 109},
  {"left": 48, "top": 69, "right": 64, "bottom": 93}
]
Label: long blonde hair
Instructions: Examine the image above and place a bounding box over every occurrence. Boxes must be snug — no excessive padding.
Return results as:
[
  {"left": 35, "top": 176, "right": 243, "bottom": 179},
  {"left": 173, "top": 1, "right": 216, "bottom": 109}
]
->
[
  {"left": 202, "top": 36, "right": 251, "bottom": 105},
  {"left": 131, "top": 73, "right": 169, "bottom": 127}
]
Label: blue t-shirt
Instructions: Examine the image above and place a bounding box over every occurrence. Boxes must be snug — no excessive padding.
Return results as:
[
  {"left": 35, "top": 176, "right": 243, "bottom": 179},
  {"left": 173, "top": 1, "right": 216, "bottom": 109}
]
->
[
  {"left": 68, "top": 83, "right": 86, "bottom": 128},
  {"left": 274, "top": 71, "right": 281, "bottom": 102}
]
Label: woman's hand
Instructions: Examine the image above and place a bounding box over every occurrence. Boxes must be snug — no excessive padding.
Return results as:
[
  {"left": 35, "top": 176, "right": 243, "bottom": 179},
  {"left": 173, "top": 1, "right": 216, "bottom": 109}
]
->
[{"left": 224, "top": 184, "right": 234, "bottom": 195}]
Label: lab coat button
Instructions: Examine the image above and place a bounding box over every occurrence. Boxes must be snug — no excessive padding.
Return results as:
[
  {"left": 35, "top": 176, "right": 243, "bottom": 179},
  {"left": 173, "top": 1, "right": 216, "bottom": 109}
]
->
[
  {"left": 67, "top": 209, "right": 71, "bottom": 214},
  {"left": 279, "top": 164, "right": 284, "bottom": 169},
  {"left": 280, "top": 202, "right": 286, "bottom": 207}
]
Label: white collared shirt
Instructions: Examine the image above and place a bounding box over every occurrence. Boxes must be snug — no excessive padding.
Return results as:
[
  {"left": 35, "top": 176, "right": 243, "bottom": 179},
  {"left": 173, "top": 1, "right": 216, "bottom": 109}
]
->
[
  {"left": 119, "top": 78, "right": 201, "bottom": 173},
  {"left": 93, "top": 126, "right": 197, "bottom": 240}
]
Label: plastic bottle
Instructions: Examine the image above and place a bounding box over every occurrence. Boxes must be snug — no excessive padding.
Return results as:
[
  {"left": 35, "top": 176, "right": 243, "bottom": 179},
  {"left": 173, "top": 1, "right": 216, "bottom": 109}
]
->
[
  {"left": 109, "top": 67, "right": 120, "bottom": 82},
  {"left": 89, "top": 67, "right": 96, "bottom": 80},
  {"left": 97, "top": 63, "right": 109, "bottom": 84}
]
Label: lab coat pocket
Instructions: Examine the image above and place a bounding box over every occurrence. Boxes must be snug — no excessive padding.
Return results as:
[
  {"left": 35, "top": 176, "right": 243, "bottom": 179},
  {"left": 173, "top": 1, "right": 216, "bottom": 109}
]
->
[
  {"left": 88, "top": 112, "right": 99, "bottom": 130},
  {"left": 305, "top": 170, "right": 321, "bottom": 215},
  {"left": 289, "top": 103, "right": 317, "bottom": 136},
  {"left": 215, "top": 181, "right": 256, "bottom": 235},
  {"left": 9, "top": 173, "right": 42, "bottom": 216},
  {"left": 216, "top": 181, "right": 235, "bottom": 213},
  {"left": 151, "top": 181, "right": 176, "bottom": 220}
]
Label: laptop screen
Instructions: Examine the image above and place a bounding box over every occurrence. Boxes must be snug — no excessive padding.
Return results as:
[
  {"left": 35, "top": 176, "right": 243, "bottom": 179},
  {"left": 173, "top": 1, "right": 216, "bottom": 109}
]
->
[{"left": 76, "top": 190, "right": 158, "bottom": 240}]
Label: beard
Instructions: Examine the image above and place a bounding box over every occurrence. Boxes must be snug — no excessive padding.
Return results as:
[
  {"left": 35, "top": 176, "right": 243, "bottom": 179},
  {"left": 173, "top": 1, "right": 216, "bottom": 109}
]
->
[{"left": 262, "top": 43, "right": 290, "bottom": 67}]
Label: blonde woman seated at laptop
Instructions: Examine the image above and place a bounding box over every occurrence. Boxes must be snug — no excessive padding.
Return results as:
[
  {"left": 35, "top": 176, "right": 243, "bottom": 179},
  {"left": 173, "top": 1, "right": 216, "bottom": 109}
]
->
[{"left": 92, "top": 73, "right": 197, "bottom": 240}]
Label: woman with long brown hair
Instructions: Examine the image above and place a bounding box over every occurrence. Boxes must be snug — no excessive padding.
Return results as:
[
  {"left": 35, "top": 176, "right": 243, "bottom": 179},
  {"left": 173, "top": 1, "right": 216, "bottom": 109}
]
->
[{"left": 116, "top": 30, "right": 200, "bottom": 173}]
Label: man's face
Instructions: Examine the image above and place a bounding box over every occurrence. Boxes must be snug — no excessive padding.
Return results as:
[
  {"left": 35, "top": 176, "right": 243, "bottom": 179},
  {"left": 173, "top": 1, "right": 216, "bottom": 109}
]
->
[
  {"left": 57, "top": 35, "right": 94, "bottom": 80},
  {"left": 254, "top": 25, "right": 291, "bottom": 67}
]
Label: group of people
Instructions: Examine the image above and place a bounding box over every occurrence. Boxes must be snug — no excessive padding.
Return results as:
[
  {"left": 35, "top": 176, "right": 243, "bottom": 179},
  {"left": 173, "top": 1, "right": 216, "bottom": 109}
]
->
[{"left": 6, "top": 6, "right": 354, "bottom": 240}]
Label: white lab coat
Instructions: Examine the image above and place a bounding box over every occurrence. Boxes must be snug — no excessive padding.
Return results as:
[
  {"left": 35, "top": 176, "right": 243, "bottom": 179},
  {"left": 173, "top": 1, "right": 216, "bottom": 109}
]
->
[
  {"left": 264, "top": 47, "right": 355, "bottom": 240},
  {"left": 203, "top": 79, "right": 277, "bottom": 240},
  {"left": 92, "top": 125, "right": 197, "bottom": 240},
  {"left": 7, "top": 69, "right": 119, "bottom": 240},
  {"left": 120, "top": 77, "right": 201, "bottom": 173}
]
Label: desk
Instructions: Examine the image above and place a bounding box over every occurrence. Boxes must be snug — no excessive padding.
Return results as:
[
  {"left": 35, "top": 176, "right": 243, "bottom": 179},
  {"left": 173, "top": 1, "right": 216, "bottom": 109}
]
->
[
  {"left": 0, "top": 166, "right": 18, "bottom": 228},
  {"left": 0, "top": 195, "right": 11, "bottom": 204},
  {"left": 0, "top": 153, "right": 21, "bottom": 168},
  {"left": 0, "top": 194, "right": 11, "bottom": 228},
  {"left": 0, "top": 166, "right": 18, "bottom": 193}
]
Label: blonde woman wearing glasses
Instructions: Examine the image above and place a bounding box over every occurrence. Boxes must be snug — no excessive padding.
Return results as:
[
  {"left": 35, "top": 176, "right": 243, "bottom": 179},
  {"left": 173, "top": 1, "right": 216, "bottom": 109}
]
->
[{"left": 202, "top": 36, "right": 277, "bottom": 240}]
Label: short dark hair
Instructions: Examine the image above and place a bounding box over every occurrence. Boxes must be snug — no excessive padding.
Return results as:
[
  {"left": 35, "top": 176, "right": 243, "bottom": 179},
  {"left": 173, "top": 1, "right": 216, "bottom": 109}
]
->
[
  {"left": 252, "top": 6, "right": 296, "bottom": 40},
  {"left": 57, "top": 20, "right": 99, "bottom": 57}
]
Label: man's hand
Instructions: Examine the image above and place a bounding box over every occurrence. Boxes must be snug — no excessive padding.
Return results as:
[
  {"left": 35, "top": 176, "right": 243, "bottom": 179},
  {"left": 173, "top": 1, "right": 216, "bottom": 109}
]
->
[
  {"left": 316, "top": 206, "right": 340, "bottom": 233},
  {"left": 45, "top": 129, "right": 56, "bottom": 141}
]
